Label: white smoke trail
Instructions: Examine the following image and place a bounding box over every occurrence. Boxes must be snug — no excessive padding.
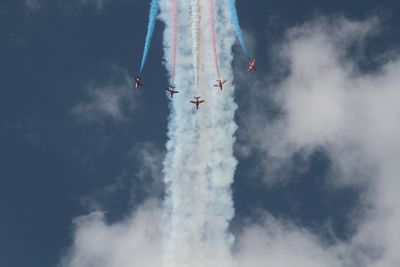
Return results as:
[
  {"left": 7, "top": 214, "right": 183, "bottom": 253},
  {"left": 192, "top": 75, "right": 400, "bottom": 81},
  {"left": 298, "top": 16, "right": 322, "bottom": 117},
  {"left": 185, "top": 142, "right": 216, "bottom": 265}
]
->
[
  {"left": 191, "top": 0, "right": 201, "bottom": 90},
  {"left": 159, "top": 1, "right": 238, "bottom": 267}
]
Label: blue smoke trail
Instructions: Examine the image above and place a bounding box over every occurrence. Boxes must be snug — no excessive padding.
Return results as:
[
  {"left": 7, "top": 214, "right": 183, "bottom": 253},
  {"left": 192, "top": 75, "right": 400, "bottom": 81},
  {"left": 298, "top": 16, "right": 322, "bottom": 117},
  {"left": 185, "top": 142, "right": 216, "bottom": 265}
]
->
[
  {"left": 139, "top": 0, "right": 160, "bottom": 74},
  {"left": 227, "top": 0, "right": 250, "bottom": 58}
]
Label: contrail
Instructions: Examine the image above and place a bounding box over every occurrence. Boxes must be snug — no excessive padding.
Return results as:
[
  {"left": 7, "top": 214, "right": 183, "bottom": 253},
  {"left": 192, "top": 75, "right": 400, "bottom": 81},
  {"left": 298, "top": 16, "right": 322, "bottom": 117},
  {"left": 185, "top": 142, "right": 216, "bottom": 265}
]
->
[
  {"left": 170, "top": 0, "right": 178, "bottom": 85},
  {"left": 190, "top": 0, "right": 201, "bottom": 89},
  {"left": 139, "top": 0, "right": 160, "bottom": 74},
  {"left": 208, "top": 0, "right": 221, "bottom": 79},
  {"left": 159, "top": 0, "right": 238, "bottom": 267},
  {"left": 227, "top": 0, "right": 250, "bottom": 58}
]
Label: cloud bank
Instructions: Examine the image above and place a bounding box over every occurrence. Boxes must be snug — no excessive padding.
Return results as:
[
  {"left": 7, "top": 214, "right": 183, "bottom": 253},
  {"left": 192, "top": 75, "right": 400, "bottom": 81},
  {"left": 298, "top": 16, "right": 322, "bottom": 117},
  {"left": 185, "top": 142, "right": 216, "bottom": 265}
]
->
[
  {"left": 60, "top": 201, "right": 162, "bottom": 267},
  {"left": 238, "top": 16, "right": 400, "bottom": 267}
]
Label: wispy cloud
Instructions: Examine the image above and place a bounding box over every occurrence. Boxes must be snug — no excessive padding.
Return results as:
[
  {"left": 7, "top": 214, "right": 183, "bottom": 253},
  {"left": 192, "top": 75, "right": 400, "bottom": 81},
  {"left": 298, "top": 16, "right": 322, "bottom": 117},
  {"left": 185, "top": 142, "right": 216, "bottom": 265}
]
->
[
  {"left": 24, "top": 0, "right": 110, "bottom": 12},
  {"left": 71, "top": 74, "right": 137, "bottom": 124},
  {"left": 234, "top": 214, "right": 342, "bottom": 267},
  {"left": 79, "top": 142, "right": 165, "bottom": 212},
  {"left": 129, "top": 142, "right": 165, "bottom": 198},
  {"left": 24, "top": 0, "right": 43, "bottom": 12},
  {"left": 77, "top": 0, "right": 108, "bottom": 11}
]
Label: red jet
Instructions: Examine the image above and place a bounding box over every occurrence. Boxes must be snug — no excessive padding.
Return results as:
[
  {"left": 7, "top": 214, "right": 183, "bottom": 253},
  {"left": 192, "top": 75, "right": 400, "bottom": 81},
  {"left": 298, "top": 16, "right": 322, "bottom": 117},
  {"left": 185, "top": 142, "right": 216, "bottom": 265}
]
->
[
  {"left": 190, "top": 96, "right": 205, "bottom": 110},
  {"left": 134, "top": 76, "right": 143, "bottom": 89},
  {"left": 248, "top": 59, "right": 256, "bottom": 72},
  {"left": 165, "top": 85, "right": 179, "bottom": 98},
  {"left": 214, "top": 79, "right": 227, "bottom": 90}
]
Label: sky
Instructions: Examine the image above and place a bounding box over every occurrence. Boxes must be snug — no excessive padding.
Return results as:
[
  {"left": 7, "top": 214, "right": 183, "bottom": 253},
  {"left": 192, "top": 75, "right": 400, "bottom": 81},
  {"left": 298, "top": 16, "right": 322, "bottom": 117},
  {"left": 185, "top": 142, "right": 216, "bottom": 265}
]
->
[{"left": 1, "top": 0, "right": 400, "bottom": 267}]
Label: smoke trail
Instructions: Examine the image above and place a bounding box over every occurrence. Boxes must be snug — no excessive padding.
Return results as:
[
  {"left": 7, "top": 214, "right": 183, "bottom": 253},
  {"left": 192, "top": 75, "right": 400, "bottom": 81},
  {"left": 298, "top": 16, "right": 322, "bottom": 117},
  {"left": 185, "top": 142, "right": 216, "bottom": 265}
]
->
[
  {"left": 170, "top": 0, "right": 178, "bottom": 85},
  {"left": 227, "top": 0, "right": 250, "bottom": 58},
  {"left": 139, "top": 0, "right": 160, "bottom": 74},
  {"left": 208, "top": 0, "right": 221, "bottom": 79},
  {"left": 190, "top": 0, "right": 201, "bottom": 89},
  {"left": 159, "top": 1, "right": 238, "bottom": 267}
]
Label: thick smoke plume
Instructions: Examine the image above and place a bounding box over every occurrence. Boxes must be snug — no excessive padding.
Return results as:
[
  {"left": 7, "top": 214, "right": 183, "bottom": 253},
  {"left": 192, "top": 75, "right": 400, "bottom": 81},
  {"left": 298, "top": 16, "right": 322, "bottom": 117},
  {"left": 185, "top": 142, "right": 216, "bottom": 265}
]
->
[{"left": 159, "top": 0, "right": 237, "bottom": 267}]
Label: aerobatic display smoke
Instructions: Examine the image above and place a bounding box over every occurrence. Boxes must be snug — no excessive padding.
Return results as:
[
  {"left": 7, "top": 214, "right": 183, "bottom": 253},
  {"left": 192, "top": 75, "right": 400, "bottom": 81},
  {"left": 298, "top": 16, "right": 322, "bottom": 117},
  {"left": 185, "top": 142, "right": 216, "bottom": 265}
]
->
[
  {"left": 227, "top": 0, "right": 250, "bottom": 58},
  {"left": 208, "top": 0, "right": 221, "bottom": 79},
  {"left": 190, "top": 0, "right": 201, "bottom": 89},
  {"left": 139, "top": 0, "right": 160, "bottom": 74},
  {"left": 159, "top": 0, "right": 238, "bottom": 267},
  {"left": 170, "top": 0, "right": 178, "bottom": 84}
]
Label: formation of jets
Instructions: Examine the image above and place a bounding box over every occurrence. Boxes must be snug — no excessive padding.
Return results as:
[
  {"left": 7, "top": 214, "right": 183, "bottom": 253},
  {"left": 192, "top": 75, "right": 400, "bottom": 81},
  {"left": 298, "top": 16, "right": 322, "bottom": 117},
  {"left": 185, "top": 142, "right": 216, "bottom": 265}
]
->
[{"left": 133, "top": 59, "right": 255, "bottom": 110}]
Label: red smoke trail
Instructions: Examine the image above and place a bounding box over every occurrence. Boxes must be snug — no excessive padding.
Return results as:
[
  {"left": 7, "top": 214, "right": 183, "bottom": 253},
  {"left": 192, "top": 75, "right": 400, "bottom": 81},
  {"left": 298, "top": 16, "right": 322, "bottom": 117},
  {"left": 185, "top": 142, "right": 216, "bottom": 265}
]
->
[
  {"left": 171, "top": 0, "right": 178, "bottom": 85},
  {"left": 208, "top": 0, "right": 220, "bottom": 79}
]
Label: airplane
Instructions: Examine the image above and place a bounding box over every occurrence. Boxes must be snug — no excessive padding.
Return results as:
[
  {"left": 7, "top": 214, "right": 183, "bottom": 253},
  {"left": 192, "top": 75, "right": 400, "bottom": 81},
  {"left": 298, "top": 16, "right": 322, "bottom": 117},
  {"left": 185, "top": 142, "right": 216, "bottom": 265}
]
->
[
  {"left": 165, "top": 85, "right": 179, "bottom": 98},
  {"left": 190, "top": 96, "right": 205, "bottom": 110},
  {"left": 248, "top": 59, "right": 256, "bottom": 72},
  {"left": 134, "top": 76, "right": 143, "bottom": 89},
  {"left": 214, "top": 79, "right": 227, "bottom": 90}
]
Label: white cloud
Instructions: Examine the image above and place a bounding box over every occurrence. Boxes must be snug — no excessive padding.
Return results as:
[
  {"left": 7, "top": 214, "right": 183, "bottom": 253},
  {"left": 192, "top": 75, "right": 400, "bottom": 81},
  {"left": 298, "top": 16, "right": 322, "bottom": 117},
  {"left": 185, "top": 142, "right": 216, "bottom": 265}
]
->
[
  {"left": 129, "top": 142, "right": 165, "bottom": 197},
  {"left": 77, "top": 0, "right": 108, "bottom": 11},
  {"left": 24, "top": 0, "right": 109, "bottom": 12},
  {"left": 60, "top": 200, "right": 162, "bottom": 267},
  {"left": 234, "top": 216, "right": 342, "bottom": 267},
  {"left": 61, "top": 143, "right": 166, "bottom": 267},
  {"left": 78, "top": 142, "right": 165, "bottom": 212},
  {"left": 24, "top": 0, "right": 43, "bottom": 12},
  {"left": 237, "top": 16, "right": 400, "bottom": 267},
  {"left": 71, "top": 75, "right": 137, "bottom": 123}
]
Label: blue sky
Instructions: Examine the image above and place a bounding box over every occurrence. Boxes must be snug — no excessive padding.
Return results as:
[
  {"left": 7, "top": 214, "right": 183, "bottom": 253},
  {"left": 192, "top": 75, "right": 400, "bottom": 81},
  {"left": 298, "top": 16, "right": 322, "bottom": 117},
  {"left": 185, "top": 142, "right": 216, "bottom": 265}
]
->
[{"left": 1, "top": 1, "right": 400, "bottom": 267}]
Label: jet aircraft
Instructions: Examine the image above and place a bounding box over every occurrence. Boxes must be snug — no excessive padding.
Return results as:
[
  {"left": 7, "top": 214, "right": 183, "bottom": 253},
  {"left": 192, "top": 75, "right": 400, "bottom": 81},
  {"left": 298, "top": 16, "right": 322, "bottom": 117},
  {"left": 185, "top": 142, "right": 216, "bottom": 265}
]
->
[
  {"left": 214, "top": 79, "right": 227, "bottom": 90},
  {"left": 166, "top": 85, "right": 179, "bottom": 98},
  {"left": 190, "top": 96, "right": 205, "bottom": 110},
  {"left": 248, "top": 59, "right": 256, "bottom": 72},
  {"left": 134, "top": 76, "right": 143, "bottom": 89}
]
